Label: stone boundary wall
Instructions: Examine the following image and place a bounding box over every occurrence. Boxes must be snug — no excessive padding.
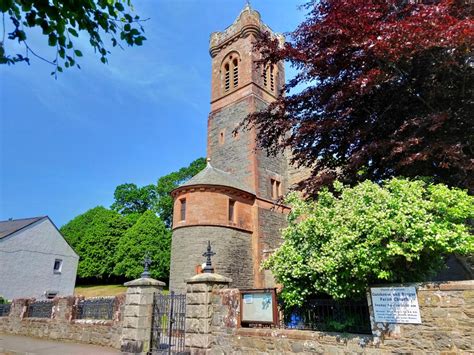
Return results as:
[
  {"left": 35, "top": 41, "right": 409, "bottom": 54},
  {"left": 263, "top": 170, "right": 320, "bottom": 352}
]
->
[
  {"left": 0, "top": 294, "right": 125, "bottom": 349},
  {"left": 206, "top": 280, "right": 473, "bottom": 354}
]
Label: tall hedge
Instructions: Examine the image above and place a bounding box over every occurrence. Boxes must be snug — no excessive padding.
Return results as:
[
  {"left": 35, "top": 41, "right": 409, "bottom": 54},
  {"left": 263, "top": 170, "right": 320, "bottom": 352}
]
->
[
  {"left": 113, "top": 210, "right": 171, "bottom": 280},
  {"left": 60, "top": 206, "right": 131, "bottom": 279}
]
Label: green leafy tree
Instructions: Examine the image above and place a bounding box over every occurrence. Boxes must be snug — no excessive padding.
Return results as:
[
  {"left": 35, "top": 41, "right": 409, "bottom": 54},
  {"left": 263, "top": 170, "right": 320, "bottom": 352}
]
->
[
  {"left": 1, "top": 0, "right": 146, "bottom": 76},
  {"left": 60, "top": 206, "right": 131, "bottom": 280},
  {"left": 111, "top": 183, "right": 157, "bottom": 215},
  {"left": 264, "top": 178, "right": 474, "bottom": 306},
  {"left": 113, "top": 210, "right": 171, "bottom": 280},
  {"left": 156, "top": 157, "right": 206, "bottom": 227}
]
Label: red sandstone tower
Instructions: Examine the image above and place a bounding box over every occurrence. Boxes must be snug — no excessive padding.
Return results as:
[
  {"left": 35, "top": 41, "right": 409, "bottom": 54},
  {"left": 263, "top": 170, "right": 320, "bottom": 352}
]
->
[{"left": 169, "top": 4, "right": 288, "bottom": 292}]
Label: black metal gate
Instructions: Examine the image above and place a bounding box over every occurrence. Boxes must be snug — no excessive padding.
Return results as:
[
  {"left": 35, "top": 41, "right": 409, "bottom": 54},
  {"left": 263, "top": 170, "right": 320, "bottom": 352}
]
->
[{"left": 150, "top": 291, "right": 188, "bottom": 354}]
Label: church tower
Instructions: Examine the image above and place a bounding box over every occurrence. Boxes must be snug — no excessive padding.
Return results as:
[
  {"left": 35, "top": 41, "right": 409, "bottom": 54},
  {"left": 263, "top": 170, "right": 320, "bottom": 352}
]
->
[{"left": 169, "top": 4, "right": 288, "bottom": 292}]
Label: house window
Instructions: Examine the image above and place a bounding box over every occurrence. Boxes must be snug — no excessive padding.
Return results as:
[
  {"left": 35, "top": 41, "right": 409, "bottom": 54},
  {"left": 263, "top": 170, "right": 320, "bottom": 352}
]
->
[
  {"left": 228, "top": 199, "right": 236, "bottom": 223},
  {"left": 45, "top": 291, "right": 58, "bottom": 299},
  {"left": 271, "top": 179, "right": 282, "bottom": 199},
  {"left": 53, "top": 259, "right": 63, "bottom": 274},
  {"left": 180, "top": 198, "right": 186, "bottom": 221}
]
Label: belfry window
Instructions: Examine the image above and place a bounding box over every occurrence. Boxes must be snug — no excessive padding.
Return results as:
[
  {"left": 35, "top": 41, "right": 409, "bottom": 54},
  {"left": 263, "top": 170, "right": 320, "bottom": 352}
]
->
[
  {"left": 224, "top": 63, "right": 230, "bottom": 92},
  {"left": 270, "top": 65, "right": 275, "bottom": 92},
  {"left": 233, "top": 59, "right": 239, "bottom": 88},
  {"left": 222, "top": 52, "right": 240, "bottom": 93},
  {"left": 263, "top": 64, "right": 277, "bottom": 93}
]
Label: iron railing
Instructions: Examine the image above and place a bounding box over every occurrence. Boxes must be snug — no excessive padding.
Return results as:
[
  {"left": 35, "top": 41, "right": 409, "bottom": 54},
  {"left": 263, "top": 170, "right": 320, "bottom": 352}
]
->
[
  {"left": 27, "top": 300, "right": 53, "bottom": 318},
  {"left": 76, "top": 297, "right": 115, "bottom": 320},
  {"left": 283, "top": 298, "right": 372, "bottom": 334},
  {"left": 0, "top": 303, "right": 11, "bottom": 317}
]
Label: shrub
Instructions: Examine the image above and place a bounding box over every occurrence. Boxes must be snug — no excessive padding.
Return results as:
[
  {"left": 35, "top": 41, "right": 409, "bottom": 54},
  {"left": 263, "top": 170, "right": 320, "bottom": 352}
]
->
[{"left": 264, "top": 178, "right": 473, "bottom": 306}]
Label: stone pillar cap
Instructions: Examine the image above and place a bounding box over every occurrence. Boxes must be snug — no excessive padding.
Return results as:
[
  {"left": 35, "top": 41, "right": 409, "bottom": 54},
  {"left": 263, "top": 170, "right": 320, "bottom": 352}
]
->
[
  {"left": 186, "top": 273, "right": 232, "bottom": 284},
  {"left": 124, "top": 277, "right": 166, "bottom": 287}
]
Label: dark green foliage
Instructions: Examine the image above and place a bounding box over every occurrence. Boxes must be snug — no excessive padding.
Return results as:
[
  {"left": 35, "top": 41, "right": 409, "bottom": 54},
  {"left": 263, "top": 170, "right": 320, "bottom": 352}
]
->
[
  {"left": 156, "top": 157, "right": 206, "bottom": 227},
  {"left": 60, "top": 206, "right": 132, "bottom": 279},
  {"left": 113, "top": 211, "right": 171, "bottom": 280},
  {"left": 1, "top": 0, "right": 146, "bottom": 76},
  {"left": 110, "top": 158, "right": 206, "bottom": 227},
  {"left": 111, "top": 183, "right": 157, "bottom": 215}
]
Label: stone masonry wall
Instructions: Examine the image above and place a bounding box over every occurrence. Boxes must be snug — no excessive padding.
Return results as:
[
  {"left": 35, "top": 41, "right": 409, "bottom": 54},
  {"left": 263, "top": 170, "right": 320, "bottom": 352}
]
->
[
  {"left": 208, "top": 99, "right": 253, "bottom": 191},
  {"left": 0, "top": 294, "right": 124, "bottom": 349},
  {"left": 170, "top": 226, "right": 254, "bottom": 293},
  {"left": 208, "top": 280, "right": 473, "bottom": 354},
  {"left": 255, "top": 97, "right": 288, "bottom": 201},
  {"left": 259, "top": 207, "right": 287, "bottom": 287}
]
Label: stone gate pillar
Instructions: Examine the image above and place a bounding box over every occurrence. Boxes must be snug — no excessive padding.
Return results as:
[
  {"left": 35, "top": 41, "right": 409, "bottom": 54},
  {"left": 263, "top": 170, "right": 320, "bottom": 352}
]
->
[
  {"left": 121, "top": 277, "right": 165, "bottom": 354},
  {"left": 185, "top": 273, "right": 232, "bottom": 354}
]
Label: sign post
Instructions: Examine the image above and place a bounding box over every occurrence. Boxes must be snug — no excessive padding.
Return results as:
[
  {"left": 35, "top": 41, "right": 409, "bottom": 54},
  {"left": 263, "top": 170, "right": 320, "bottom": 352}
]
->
[
  {"left": 370, "top": 286, "right": 421, "bottom": 324},
  {"left": 240, "top": 289, "right": 278, "bottom": 327}
]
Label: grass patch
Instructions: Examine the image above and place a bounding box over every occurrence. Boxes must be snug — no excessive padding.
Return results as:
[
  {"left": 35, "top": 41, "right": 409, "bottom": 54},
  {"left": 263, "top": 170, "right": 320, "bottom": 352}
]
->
[{"left": 74, "top": 284, "right": 127, "bottom": 298}]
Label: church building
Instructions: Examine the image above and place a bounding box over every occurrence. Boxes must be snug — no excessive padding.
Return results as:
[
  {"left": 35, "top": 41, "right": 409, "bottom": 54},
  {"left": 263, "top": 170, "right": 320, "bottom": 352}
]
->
[{"left": 169, "top": 4, "right": 292, "bottom": 292}]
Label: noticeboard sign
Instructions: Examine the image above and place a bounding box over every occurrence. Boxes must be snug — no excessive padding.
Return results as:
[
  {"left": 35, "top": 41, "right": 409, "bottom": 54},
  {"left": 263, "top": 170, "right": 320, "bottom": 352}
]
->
[
  {"left": 370, "top": 286, "right": 422, "bottom": 324},
  {"left": 240, "top": 289, "right": 278, "bottom": 326}
]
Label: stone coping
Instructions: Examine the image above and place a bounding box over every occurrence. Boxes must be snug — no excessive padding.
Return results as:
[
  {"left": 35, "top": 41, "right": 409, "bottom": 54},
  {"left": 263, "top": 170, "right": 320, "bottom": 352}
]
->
[
  {"left": 186, "top": 273, "right": 232, "bottom": 284},
  {"left": 235, "top": 327, "right": 372, "bottom": 342},
  {"left": 369, "top": 280, "right": 474, "bottom": 291},
  {"left": 73, "top": 319, "right": 114, "bottom": 326},
  {"left": 123, "top": 278, "right": 166, "bottom": 287},
  {"left": 21, "top": 318, "right": 50, "bottom": 323}
]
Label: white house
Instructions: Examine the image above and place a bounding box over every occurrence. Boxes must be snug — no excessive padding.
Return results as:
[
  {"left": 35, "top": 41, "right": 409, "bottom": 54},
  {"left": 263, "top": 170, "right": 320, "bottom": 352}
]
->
[{"left": 0, "top": 216, "right": 79, "bottom": 300}]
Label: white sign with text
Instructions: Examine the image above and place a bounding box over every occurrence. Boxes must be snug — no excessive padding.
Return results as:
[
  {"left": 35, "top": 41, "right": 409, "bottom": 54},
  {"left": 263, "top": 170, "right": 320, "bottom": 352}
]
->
[{"left": 370, "top": 286, "right": 422, "bottom": 324}]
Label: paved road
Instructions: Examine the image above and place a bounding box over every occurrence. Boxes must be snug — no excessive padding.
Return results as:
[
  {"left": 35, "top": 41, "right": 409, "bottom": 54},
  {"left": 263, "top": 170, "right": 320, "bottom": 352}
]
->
[{"left": 0, "top": 334, "right": 119, "bottom": 354}]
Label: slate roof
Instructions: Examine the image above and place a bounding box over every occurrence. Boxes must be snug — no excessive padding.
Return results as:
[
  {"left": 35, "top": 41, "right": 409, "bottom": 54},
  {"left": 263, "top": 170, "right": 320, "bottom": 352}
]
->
[
  {"left": 178, "top": 162, "right": 255, "bottom": 195},
  {"left": 0, "top": 216, "right": 47, "bottom": 239}
]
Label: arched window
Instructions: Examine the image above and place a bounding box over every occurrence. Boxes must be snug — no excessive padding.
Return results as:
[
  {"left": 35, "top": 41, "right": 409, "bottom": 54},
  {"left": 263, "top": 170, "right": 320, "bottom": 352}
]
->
[
  {"left": 222, "top": 52, "right": 240, "bottom": 93},
  {"left": 263, "top": 64, "right": 277, "bottom": 93},
  {"left": 263, "top": 66, "right": 268, "bottom": 87},
  {"left": 233, "top": 58, "right": 239, "bottom": 88},
  {"left": 224, "top": 63, "right": 230, "bottom": 92},
  {"left": 270, "top": 65, "right": 275, "bottom": 92}
]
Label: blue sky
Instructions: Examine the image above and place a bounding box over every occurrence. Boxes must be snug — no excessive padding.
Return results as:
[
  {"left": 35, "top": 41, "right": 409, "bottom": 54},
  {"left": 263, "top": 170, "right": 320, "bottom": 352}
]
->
[{"left": 0, "top": 0, "right": 307, "bottom": 227}]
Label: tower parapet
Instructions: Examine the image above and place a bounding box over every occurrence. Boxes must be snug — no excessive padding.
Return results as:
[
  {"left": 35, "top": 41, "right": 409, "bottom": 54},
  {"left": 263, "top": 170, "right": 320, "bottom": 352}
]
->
[{"left": 209, "top": 5, "right": 284, "bottom": 58}]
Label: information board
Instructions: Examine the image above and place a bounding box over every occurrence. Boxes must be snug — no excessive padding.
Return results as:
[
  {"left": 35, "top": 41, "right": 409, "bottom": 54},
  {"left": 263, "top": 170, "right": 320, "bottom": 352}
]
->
[
  {"left": 370, "top": 286, "right": 421, "bottom": 324},
  {"left": 240, "top": 289, "right": 277, "bottom": 324}
]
